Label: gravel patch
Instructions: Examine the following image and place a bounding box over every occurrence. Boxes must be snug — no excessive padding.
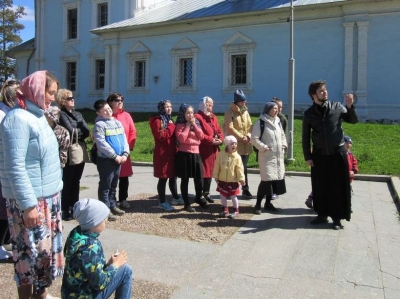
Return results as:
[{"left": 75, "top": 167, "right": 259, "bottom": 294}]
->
[{"left": 0, "top": 193, "right": 253, "bottom": 298}]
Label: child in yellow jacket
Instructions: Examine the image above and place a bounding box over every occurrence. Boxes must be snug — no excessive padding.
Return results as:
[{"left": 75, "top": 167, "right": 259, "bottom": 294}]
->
[{"left": 213, "top": 135, "right": 245, "bottom": 218}]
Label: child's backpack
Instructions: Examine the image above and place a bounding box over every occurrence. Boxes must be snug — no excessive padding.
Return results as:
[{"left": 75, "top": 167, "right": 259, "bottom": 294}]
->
[{"left": 253, "top": 120, "right": 265, "bottom": 162}]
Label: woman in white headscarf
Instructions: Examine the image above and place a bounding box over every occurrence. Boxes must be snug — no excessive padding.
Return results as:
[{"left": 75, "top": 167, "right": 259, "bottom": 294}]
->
[
  {"left": 251, "top": 102, "right": 287, "bottom": 214},
  {"left": 195, "top": 96, "right": 224, "bottom": 203}
]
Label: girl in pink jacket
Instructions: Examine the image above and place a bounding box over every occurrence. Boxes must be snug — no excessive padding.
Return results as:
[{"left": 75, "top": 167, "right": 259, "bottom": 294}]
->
[{"left": 175, "top": 104, "right": 208, "bottom": 212}]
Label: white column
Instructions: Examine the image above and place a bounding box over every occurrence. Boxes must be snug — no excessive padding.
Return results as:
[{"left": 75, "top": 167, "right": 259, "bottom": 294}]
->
[
  {"left": 342, "top": 22, "right": 355, "bottom": 96},
  {"left": 356, "top": 21, "right": 369, "bottom": 121},
  {"left": 103, "top": 45, "right": 111, "bottom": 99},
  {"left": 110, "top": 44, "right": 118, "bottom": 91},
  {"left": 35, "top": 0, "right": 45, "bottom": 71}
]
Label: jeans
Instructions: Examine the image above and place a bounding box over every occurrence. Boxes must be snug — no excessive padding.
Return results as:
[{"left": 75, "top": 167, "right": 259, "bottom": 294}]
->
[
  {"left": 95, "top": 264, "right": 133, "bottom": 299},
  {"left": 62, "top": 162, "right": 85, "bottom": 215},
  {"left": 240, "top": 154, "right": 250, "bottom": 190},
  {"left": 97, "top": 157, "right": 121, "bottom": 209}
]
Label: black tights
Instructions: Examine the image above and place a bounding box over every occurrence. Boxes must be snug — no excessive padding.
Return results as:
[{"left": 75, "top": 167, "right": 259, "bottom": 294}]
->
[
  {"left": 180, "top": 177, "right": 203, "bottom": 206},
  {"left": 157, "top": 178, "right": 179, "bottom": 203},
  {"left": 0, "top": 219, "right": 10, "bottom": 245},
  {"left": 256, "top": 194, "right": 272, "bottom": 208},
  {"left": 202, "top": 178, "right": 212, "bottom": 195}
]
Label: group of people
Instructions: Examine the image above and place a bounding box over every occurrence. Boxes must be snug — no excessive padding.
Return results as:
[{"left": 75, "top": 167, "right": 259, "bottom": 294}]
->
[
  {"left": 0, "top": 71, "right": 133, "bottom": 299},
  {"left": 0, "top": 70, "right": 359, "bottom": 299},
  {"left": 149, "top": 90, "right": 290, "bottom": 218},
  {"left": 150, "top": 83, "right": 359, "bottom": 232}
]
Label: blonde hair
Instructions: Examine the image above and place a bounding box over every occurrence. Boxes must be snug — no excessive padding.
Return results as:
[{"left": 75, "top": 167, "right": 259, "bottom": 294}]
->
[
  {"left": 1, "top": 79, "right": 20, "bottom": 108},
  {"left": 55, "top": 88, "right": 72, "bottom": 107}
]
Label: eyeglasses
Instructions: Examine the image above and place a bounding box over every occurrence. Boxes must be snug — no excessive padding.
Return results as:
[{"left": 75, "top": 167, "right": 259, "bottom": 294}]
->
[
  {"left": 4, "top": 79, "right": 19, "bottom": 86},
  {"left": 8, "top": 80, "right": 19, "bottom": 85},
  {"left": 66, "top": 97, "right": 74, "bottom": 101}
]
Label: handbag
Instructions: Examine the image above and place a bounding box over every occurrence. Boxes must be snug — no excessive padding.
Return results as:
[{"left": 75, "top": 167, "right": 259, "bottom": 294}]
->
[{"left": 68, "top": 128, "right": 89, "bottom": 165}]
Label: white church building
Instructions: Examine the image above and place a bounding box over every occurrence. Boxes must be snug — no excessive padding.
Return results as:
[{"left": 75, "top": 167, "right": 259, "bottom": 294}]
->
[{"left": 8, "top": 0, "right": 400, "bottom": 121}]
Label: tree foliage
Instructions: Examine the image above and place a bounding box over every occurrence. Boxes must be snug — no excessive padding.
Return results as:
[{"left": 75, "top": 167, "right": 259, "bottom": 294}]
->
[{"left": 0, "top": 0, "right": 25, "bottom": 81}]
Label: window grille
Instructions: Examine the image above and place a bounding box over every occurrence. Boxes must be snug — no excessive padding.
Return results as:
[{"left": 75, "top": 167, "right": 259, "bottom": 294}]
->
[
  {"left": 134, "top": 61, "right": 146, "bottom": 87},
  {"left": 179, "top": 58, "right": 192, "bottom": 86},
  {"left": 231, "top": 54, "right": 247, "bottom": 85},
  {"left": 95, "top": 59, "right": 105, "bottom": 90},
  {"left": 97, "top": 3, "right": 108, "bottom": 27},
  {"left": 67, "top": 8, "right": 78, "bottom": 39},
  {"left": 66, "top": 62, "right": 77, "bottom": 91}
]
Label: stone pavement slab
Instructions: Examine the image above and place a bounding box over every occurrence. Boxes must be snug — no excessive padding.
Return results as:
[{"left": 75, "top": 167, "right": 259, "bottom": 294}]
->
[{"left": 63, "top": 163, "right": 399, "bottom": 298}]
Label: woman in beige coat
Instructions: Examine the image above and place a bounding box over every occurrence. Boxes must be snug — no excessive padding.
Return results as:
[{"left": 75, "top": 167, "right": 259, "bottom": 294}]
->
[
  {"left": 251, "top": 102, "right": 287, "bottom": 214},
  {"left": 224, "top": 90, "right": 253, "bottom": 198}
]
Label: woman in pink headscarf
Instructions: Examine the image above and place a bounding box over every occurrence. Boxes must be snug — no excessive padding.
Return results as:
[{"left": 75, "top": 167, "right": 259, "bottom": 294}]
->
[{"left": 0, "top": 71, "right": 64, "bottom": 299}]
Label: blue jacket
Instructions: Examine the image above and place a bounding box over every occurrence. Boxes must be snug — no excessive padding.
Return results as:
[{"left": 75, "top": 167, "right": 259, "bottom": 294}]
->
[
  {"left": 93, "top": 116, "right": 129, "bottom": 159},
  {"left": 0, "top": 101, "right": 63, "bottom": 210}
]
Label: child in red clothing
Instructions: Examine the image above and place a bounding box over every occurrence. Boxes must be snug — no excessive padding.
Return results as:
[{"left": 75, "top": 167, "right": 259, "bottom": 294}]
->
[
  {"left": 213, "top": 136, "right": 245, "bottom": 218},
  {"left": 305, "top": 135, "right": 358, "bottom": 210}
]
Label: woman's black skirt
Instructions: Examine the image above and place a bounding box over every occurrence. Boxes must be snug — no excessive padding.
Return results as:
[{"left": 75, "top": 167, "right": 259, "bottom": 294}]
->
[
  {"left": 257, "top": 179, "right": 286, "bottom": 197},
  {"left": 175, "top": 151, "right": 203, "bottom": 179}
]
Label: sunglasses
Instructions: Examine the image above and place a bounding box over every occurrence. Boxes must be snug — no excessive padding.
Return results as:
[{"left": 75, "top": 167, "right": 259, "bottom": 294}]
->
[
  {"left": 114, "top": 98, "right": 124, "bottom": 103},
  {"left": 5, "top": 80, "right": 19, "bottom": 86},
  {"left": 66, "top": 97, "right": 74, "bottom": 101}
]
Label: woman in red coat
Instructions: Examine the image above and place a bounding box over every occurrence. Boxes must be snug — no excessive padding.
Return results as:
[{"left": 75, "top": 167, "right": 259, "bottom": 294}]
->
[
  {"left": 149, "top": 100, "right": 183, "bottom": 211},
  {"left": 107, "top": 93, "right": 136, "bottom": 209},
  {"left": 195, "top": 96, "right": 224, "bottom": 203}
]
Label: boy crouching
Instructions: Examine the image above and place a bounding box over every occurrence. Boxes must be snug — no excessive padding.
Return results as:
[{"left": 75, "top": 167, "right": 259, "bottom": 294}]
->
[{"left": 61, "top": 198, "right": 133, "bottom": 299}]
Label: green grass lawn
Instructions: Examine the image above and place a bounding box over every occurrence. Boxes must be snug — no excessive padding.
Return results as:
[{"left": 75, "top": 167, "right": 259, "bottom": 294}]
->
[{"left": 80, "top": 109, "right": 400, "bottom": 176}]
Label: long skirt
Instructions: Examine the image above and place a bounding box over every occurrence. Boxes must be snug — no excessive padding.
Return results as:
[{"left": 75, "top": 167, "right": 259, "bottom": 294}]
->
[
  {"left": 311, "top": 152, "right": 351, "bottom": 221},
  {"left": 175, "top": 151, "right": 203, "bottom": 179},
  {"left": 6, "top": 192, "right": 64, "bottom": 292}
]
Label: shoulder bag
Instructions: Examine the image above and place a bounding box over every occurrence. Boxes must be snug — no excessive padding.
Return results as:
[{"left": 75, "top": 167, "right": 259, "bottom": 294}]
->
[{"left": 68, "top": 128, "right": 89, "bottom": 165}]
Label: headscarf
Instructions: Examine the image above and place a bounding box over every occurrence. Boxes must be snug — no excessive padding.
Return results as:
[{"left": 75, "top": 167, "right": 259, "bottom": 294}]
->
[
  {"left": 198, "top": 96, "right": 210, "bottom": 115},
  {"left": 263, "top": 102, "right": 277, "bottom": 116},
  {"left": 175, "top": 103, "right": 201, "bottom": 130},
  {"left": 17, "top": 70, "right": 48, "bottom": 110},
  {"left": 157, "top": 99, "right": 172, "bottom": 129}
]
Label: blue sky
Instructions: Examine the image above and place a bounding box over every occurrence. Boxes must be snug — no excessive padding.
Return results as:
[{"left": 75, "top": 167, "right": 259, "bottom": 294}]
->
[{"left": 14, "top": 0, "right": 35, "bottom": 42}]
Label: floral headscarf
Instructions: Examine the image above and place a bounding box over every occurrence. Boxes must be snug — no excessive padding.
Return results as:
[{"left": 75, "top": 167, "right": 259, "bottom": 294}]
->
[
  {"left": 175, "top": 103, "right": 201, "bottom": 130},
  {"left": 17, "top": 70, "right": 48, "bottom": 110},
  {"left": 157, "top": 99, "right": 172, "bottom": 129}
]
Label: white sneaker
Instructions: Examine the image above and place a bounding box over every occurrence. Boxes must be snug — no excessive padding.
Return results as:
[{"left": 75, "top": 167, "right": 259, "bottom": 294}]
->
[
  {"left": 119, "top": 200, "right": 130, "bottom": 209},
  {"left": 158, "top": 202, "right": 174, "bottom": 211},
  {"left": 272, "top": 194, "right": 279, "bottom": 200},
  {"left": 0, "top": 246, "right": 12, "bottom": 260},
  {"left": 3, "top": 243, "right": 12, "bottom": 251},
  {"left": 171, "top": 197, "right": 184, "bottom": 205}
]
